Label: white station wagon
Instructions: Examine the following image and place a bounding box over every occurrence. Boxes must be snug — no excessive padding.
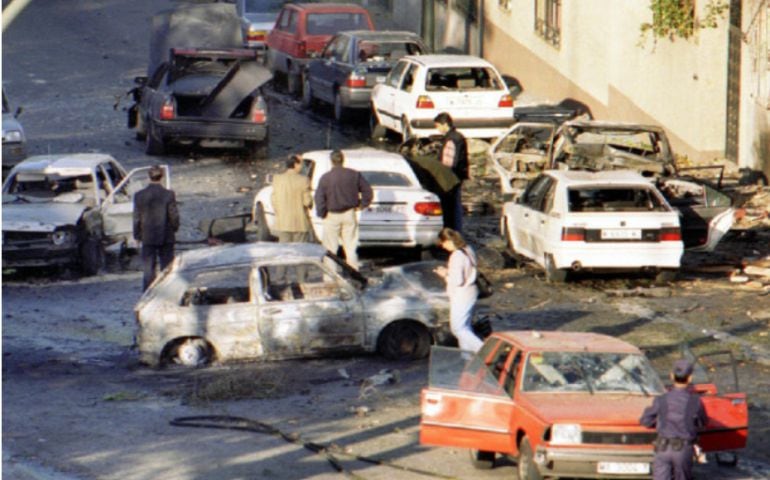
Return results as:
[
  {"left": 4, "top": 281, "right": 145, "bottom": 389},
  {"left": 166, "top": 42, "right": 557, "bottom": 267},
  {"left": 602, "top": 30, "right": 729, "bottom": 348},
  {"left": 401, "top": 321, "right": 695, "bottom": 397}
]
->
[
  {"left": 252, "top": 148, "right": 443, "bottom": 253},
  {"left": 501, "top": 170, "right": 684, "bottom": 282},
  {"left": 370, "top": 54, "right": 514, "bottom": 140}
]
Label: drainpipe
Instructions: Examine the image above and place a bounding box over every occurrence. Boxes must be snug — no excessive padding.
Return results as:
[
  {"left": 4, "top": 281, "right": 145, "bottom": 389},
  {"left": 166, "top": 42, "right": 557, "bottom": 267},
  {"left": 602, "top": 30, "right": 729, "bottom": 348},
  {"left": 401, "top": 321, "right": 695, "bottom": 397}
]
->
[
  {"left": 477, "top": 0, "right": 484, "bottom": 57},
  {"left": 2, "top": 0, "right": 34, "bottom": 31},
  {"left": 422, "top": 0, "right": 435, "bottom": 52}
]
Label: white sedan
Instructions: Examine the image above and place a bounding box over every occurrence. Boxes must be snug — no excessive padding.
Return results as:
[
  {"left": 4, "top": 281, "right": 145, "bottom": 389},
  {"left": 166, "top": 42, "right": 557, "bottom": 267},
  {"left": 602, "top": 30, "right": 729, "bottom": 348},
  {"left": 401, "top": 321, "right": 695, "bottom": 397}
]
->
[
  {"left": 370, "top": 54, "right": 515, "bottom": 140},
  {"left": 501, "top": 170, "right": 685, "bottom": 282},
  {"left": 253, "top": 148, "right": 443, "bottom": 252}
]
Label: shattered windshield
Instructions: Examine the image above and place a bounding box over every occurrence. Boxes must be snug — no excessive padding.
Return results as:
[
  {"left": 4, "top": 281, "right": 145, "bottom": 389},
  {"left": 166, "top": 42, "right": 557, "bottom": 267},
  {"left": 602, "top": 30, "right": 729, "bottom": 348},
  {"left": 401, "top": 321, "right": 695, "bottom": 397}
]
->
[
  {"left": 3, "top": 172, "right": 94, "bottom": 204},
  {"left": 428, "top": 346, "right": 507, "bottom": 395},
  {"left": 521, "top": 351, "right": 664, "bottom": 394}
]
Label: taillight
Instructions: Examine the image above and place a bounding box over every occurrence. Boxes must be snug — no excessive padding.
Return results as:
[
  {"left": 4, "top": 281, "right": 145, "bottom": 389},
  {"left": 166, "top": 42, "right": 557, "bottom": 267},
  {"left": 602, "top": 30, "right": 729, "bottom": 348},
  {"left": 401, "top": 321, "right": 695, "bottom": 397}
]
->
[
  {"left": 416, "top": 95, "right": 434, "bottom": 109},
  {"left": 498, "top": 94, "right": 514, "bottom": 108},
  {"left": 414, "top": 202, "right": 442, "bottom": 216},
  {"left": 251, "top": 96, "right": 267, "bottom": 123},
  {"left": 660, "top": 227, "right": 682, "bottom": 241},
  {"left": 297, "top": 40, "right": 306, "bottom": 58},
  {"left": 247, "top": 29, "right": 266, "bottom": 42},
  {"left": 561, "top": 227, "right": 585, "bottom": 241},
  {"left": 160, "top": 99, "right": 175, "bottom": 120},
  {"left": 346, "top": 72, "right": 366, "bottom": 88}
]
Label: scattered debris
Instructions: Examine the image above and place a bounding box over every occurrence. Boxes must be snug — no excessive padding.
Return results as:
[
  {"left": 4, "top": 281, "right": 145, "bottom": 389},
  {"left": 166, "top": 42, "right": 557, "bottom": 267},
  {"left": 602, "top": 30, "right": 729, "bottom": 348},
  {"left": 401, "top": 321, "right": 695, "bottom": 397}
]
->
[
  {"left": 359, "top": 369, "right": 400, "bottom": 398},
  {"left": 348, "top": 405, "right": 370, "bottom": 417},
  {"left": 605, "top": 287, "right": 672, "bottom": 298},
  {"left": 337, "top": 368, "right": 350, "bottom": 379}
]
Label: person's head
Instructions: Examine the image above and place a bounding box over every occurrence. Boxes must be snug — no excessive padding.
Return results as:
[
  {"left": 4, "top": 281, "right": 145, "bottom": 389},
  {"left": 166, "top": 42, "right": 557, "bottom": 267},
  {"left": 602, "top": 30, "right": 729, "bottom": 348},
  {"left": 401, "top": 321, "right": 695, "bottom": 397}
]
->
[
  {"left": 148, "top": 165, "right": 164, "bottom": 183},
  {"left": 434, "top": 112, "right": 453, "bottom": 134},
  {"left": 330, "top": 150, "right": 345, "bottom": 167},
  {"left": 437, "top": 227, "right": 467, "bottom": 252},
  {"left": 286, "top": 154, "right": 302, "bottom": 172},
  {"left": 670, "top": 359, "right": 694, "bottom": 386}
]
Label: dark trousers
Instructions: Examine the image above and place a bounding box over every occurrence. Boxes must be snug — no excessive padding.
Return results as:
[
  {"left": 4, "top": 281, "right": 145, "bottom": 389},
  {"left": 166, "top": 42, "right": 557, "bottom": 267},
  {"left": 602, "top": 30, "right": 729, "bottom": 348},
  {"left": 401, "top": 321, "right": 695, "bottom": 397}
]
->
[
  {"left": 141, "top": 243, "right": 174, "bottom": 291},
  {"left": 653, "top": 445, "right": 694, "bottom": 480},
  {"left": 440, "top": 184, "right": 463, "bottom": 233}
]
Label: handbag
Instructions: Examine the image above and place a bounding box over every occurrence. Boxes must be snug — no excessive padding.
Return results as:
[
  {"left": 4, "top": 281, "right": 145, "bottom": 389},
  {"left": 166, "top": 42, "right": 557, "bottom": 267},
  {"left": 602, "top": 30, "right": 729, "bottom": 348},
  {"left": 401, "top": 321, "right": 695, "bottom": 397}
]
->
[{"left": 460, "top": 248, "right": 494, "bottom": 299}]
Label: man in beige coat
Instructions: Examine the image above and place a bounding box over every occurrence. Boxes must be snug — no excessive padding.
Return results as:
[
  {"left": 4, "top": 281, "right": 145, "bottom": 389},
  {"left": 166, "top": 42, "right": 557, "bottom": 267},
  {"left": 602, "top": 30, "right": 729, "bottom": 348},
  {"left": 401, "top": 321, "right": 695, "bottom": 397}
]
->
[{"left": 271, "top": 154, "right": 313, "bottom": 243}]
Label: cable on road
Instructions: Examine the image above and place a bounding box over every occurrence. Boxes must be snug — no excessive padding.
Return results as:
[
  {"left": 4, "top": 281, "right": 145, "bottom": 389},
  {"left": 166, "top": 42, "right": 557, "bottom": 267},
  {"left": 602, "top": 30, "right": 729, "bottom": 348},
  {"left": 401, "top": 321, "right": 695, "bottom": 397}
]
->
[{"left": 170, "top": 415, "right": 457, "bottom": 479}]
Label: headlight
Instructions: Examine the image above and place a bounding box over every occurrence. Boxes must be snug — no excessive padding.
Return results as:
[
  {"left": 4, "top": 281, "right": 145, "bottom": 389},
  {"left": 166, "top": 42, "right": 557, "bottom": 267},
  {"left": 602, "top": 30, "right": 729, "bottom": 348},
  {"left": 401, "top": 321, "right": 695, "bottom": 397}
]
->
[
  {"left": 3, "top": 129, "right": 24, "bottom": 143},
  {"left": 51, "top": 229, "right": 77, "bottom": 246},
  {"left": 550, "top": 423, "right": 582, "bottom": 445}
]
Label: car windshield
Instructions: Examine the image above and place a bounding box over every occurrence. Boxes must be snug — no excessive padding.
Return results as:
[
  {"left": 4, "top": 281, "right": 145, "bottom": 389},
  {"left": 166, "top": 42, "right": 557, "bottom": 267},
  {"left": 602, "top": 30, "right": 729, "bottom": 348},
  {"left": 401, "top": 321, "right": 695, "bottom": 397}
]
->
[
  {"left": 3, "top": 172, "right": 94, "bottom": 203},
  {"left": 521, "top": 351, "right": 664, "bottom": 394},
  {"left": 306, "top": 13, "right": 369, "bottom": 35},
  {"left": 425, "top": 67, "right": 503, "bottom": 91},
  {"left": 571, "top": 129, "right": 661, "bottom": 157},
  {"left": 361, "top": 171, "right": 413, "bottom": 187},
  {"left": 244, "top": 0, "right": 284, "bottom": 13},
  {"left": 568, "top": 187, "right": 669, "bottom": 212},
  {"left": 357, "top": 41, "right": 423, "bottom": 62}
]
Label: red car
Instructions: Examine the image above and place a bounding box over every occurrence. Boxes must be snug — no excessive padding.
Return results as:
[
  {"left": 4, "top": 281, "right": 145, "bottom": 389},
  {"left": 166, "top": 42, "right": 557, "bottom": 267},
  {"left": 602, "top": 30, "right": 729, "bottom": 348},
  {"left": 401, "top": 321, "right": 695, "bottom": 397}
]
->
[
  {"left": 265, "top": 3, "right": 374, "bottom": 95},
  {"left": 420, "top": 331, "right": 748, "bottom": 479}
]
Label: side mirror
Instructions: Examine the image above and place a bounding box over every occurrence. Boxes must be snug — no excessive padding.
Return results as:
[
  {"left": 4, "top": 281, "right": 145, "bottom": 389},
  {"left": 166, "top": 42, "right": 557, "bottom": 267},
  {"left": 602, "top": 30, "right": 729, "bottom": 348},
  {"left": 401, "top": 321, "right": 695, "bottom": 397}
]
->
[{"left": 134, "top": 76, "right": 148, "bottom": 86}]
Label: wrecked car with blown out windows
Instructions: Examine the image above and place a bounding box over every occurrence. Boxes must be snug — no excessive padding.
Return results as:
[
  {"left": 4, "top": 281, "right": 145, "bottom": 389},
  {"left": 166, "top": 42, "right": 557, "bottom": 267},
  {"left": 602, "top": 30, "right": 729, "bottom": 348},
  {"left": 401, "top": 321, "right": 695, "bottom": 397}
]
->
[{"left": 135, "top": 242, "right": 454, "bottom": 367}]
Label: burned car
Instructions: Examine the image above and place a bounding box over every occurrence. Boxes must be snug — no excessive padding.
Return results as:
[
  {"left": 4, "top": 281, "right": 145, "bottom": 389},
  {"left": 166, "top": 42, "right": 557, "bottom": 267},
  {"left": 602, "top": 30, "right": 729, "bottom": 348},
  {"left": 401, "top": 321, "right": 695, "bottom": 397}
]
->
[
  {"left": 127, "top": 3, "right": 271, "bottom": 157},
  {"left": 421, "top": 331, "right": 748, "bottom": 479},
  {"left": 135, "top": 242, "right": 452, "bottom": 367},
  {"left": 2, "top": 154, "right": 168, "bottom": 275}
]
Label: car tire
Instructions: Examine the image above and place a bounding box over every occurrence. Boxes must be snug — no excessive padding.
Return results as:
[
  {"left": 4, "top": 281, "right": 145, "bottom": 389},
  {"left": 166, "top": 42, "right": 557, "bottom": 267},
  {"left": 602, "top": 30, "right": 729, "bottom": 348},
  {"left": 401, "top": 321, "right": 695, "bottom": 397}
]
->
[
  {"left": 301, "top": 76, "right": 315, "bottom": 109},
  {"left": 333, "top": 91, "right": 347, "bottom": 123},
  {"left": 172, "top": 339, "right": 212, "bottom": 367},
  {"left": 401, "top": 117, "right": 413, "bottom": 142},
  {"left": 255, "top": 203, "right": 275, "bottom": 242},
  {"left": 145, "top": 121, "right": 165, "bottom": 156},
  {"left": 469, "top": 449, "right": 495, "bottom": 470},
  {"left": 79, "top": 236, "right": 105, "bottom": 276},
  {"left": 377, "top": 320, "right": 431, "bottom": 361},
  {"left": 517, "top": 437, "right": 543, "bottom": 480},
  {"left": 544, "top": 254, "right": 567, "bottom": 283},
  {"left": 369, "top": 109, "right": 387, "bottom": 140}
]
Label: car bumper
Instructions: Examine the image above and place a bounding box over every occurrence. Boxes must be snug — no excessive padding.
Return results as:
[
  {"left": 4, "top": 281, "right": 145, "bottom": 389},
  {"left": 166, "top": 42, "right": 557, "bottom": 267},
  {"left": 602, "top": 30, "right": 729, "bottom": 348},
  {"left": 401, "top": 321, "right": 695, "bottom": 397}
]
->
[
  {"left": 356, "top": 222, "right": 442, "bottom": 248},
  {"left": 339, "top": 87, "right": 374, "bottom": 110},
  {"left": 2, "top": 142, "right": 27, "bottom": 168},
  {"left": 409, "top": 116, "right": 513, "bottom": 140},
  {"left": 2, "top": 245, "right": 78, "bottom": 268},
  {"left": 551, "top": 243, "right": 683, "bottom": 270},
  {"left": 154, "top": 119, "right": 268, "bottom": 143},
  {"left": 536, "top": 445, "right": 653, "bottom": 479}
]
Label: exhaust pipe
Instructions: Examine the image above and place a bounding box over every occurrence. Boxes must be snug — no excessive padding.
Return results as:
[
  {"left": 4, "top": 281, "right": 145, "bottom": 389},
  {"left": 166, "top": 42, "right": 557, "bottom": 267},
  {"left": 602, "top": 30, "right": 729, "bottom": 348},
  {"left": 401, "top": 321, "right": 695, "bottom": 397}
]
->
[{"left": 571, "top": 261, "right": 582, "bottom": 272}]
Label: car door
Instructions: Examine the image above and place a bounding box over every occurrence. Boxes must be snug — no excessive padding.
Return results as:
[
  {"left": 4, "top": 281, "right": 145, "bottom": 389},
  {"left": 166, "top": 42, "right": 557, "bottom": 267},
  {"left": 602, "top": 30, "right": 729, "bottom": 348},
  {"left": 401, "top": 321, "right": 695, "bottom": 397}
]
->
[
  {"left": 512, "top": 174, "right": 552, "bottom": 260},
  {"left": 101, "top": 164, "right": 171, "bottom": 245},
  {"left": 373, "top": 59, "right": 408, "bottom": 130},
  {"left": 391, "top": 62, "right": 418, "bottom": 134},
  {"left": 421, "top": 341, "right": 518, "bottom": 455},
  {"left": 314, "top": 35, "right": 349, "bottom": 103},
  {"left": 255, "top": 260, "right": 364, "bottom": 357},
  {"left": 530, "top": 177, "right": 558, "bottom": 262}
]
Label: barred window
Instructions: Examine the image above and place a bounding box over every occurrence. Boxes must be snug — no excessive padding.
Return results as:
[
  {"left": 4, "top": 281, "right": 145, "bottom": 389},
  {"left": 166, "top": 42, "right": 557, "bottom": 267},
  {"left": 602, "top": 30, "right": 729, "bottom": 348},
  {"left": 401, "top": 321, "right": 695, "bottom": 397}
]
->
[{"left": 535, "top": 0, "right": 561, "bottom": 48}]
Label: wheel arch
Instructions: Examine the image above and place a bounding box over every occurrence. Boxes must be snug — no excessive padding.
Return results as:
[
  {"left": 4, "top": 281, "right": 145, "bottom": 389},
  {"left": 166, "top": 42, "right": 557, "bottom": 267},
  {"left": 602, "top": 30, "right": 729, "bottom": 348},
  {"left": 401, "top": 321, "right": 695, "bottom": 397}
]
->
[{"left": 375, "top": 318, "right": 433, "bottom": 360}]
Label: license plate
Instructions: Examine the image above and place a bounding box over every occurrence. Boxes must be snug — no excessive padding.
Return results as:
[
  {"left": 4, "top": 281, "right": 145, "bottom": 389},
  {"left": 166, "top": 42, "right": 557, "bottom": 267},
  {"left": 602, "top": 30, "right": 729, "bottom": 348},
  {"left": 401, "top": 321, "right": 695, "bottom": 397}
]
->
[
  {"left": 376, "top": 76, "right": 386, "bottom": 84},
  {"left": 601, "top": 229, "right": 641, "bottom": 240},
  {"left": 369, "top": 205, "right": 403, "bottom": 213},
  {"left": 597, "top": 462, "right": 650, "bottom": 474}
]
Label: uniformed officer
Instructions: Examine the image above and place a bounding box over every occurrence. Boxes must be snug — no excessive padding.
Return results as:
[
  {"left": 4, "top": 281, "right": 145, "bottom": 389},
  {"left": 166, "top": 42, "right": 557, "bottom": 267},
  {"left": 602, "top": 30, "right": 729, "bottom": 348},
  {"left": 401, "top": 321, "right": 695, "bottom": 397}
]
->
[{"left": 639, "top": 359, "right": 708, "bottom": 480}]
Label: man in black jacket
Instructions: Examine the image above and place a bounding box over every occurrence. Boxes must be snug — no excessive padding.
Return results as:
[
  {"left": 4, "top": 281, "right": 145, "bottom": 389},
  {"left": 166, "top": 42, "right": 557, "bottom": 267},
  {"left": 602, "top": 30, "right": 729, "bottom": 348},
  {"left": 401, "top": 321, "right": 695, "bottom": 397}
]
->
[
  {"left": 133, "top": 165, "right": 180, "bottom": 290},
  {"left": 434, "top": 112, "right": 468, "bottom": 232}
]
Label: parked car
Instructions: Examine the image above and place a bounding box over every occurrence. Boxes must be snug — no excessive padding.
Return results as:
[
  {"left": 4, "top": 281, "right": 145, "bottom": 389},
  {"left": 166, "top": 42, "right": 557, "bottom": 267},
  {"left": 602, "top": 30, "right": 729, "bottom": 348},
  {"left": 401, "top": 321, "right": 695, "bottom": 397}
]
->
[
  {"left": 236, "top": 0, "right": 284, "bottom": 51},
  {"left": 421, "top": 331, "right": 748, "bottom": 479},
  {"left": 2, "top": 154, "right": 168, "bottom": 275},
  {"left": 301, "top": 30, "right": 428, "bottom": 122},
  {"left": 370, "top": 54, "right": 515, "bottom": 141},
  {"left": 266, "top": 2, "right": 375, "bottom": 95},
  {"left": 500, "top": 170, "right": 686, "bottom": 282},
  {"left": 2, "top": 89, "right": 27, "bottom": 175},
  {"left": 135, "top": 242, "right": 452, "bottom": 366},
  {"left": 128, "top": 3, "right": 271, "bottom": 157},
  {"left": 252, "top": 148, "right": 443, "bottom": 253}
]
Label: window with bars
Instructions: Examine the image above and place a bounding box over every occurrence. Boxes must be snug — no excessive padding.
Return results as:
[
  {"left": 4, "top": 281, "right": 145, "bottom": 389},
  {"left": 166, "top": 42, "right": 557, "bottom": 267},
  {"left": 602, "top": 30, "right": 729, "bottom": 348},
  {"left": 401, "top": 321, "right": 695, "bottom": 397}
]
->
[{"left": 535, "top": 0, "right": 561, "bottom": 48}]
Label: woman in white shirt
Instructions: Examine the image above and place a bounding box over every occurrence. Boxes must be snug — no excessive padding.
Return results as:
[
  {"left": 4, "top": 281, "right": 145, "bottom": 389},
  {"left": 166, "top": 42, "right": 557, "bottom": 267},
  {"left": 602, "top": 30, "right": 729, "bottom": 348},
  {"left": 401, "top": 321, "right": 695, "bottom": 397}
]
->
[{"left": 434, "top": 228, "right": 483, "bottom": 352}]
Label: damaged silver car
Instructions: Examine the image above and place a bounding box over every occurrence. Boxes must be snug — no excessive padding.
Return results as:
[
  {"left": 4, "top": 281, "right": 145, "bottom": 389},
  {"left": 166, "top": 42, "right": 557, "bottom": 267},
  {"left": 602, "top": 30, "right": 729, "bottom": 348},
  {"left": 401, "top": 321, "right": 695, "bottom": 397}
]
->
[{"left": 135, "top": 242, "right": 452, "bottom": 367}]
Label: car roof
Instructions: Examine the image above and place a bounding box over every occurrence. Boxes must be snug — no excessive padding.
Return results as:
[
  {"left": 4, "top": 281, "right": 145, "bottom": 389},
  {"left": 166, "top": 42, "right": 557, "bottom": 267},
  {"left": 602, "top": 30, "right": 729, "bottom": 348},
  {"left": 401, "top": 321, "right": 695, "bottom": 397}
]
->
[
  {"left": 404, "top": 54, "right": 495, "bottom": 68},
  {"left": 561, "top": 119, "right": 666, "bottom": 134},
  {"left": 304, "top": 148, "right": 417, "bottom": 177},
  {"left": 340, "top": 30, "right": 423, "bottom": 41},
  {"left": 293, "top": 3, "right": 370, "bottom": 12},
  {"left": 495, "top": 331, "right": 641, "bottom": 354},
  {"left": 176, "top": 242, "right": 328, "bottom": 272},
  {"left": 545, "top": 169, "right": 654, "bottom": 187},
  {"left": 12, "top": 153, "right": 117, "bottom": 174}
]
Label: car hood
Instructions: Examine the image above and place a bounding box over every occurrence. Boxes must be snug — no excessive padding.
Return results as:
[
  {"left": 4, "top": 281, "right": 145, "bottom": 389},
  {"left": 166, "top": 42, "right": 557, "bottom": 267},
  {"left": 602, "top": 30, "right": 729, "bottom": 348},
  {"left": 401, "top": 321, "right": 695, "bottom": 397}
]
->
[
  {"left": 2, "top": 202, "right": 87, "bottom": 232},
  {"left": 519, "top": 393, "right": 655, "bottom": 426},
  {"left": 363, "top": 261, "right": 447, "bottom": 303}
]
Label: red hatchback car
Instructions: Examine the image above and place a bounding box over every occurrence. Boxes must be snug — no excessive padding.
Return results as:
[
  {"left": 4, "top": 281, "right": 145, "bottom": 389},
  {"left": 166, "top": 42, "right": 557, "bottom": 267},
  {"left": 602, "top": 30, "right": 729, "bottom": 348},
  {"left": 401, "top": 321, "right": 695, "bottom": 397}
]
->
[
  {"left": 421, "top": 331, "right": 748, "bottom": 479},
  {"left": 265, "top": 3, "right": 374, "bottom": 95}
]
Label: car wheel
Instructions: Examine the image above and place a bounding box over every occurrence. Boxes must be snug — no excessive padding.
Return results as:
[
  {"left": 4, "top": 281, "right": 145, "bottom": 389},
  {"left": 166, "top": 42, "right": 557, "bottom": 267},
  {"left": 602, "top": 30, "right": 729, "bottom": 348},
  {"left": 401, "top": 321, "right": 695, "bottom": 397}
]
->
[
  {"left": 301, "top": 76, "right": 315, "bottom": 109},
  {"left": 145, "top": 120, "right": 165, "bottom": 156},
  {"left": 333, "top": 91, "right": 347, "bottom": 123},
  {"left": 369, "top": 109, "right": 387, "bottom": 140},
  {"left": 377, "top": 321, "right": 431, "bottom": 360},
  {"left": 544, "top": 254, "right": 567, "bottom": 283},
  {"left": 401, "top": 117, "right": 413, "bottom": 142},
  {"left": 469, "top": 449, "right": 495, "bottom": 470},
  {"left": 79, "top": 236, "right": 105, "bottom": 276},
  {"left": 173, "top": 339, "right": 212, "bottom": 367},
  {"left": 255, "top": 203, "right": 275, "bottom": 242},
  {"left": 517, "top": 437, "right": 543, "bottom": 480}
]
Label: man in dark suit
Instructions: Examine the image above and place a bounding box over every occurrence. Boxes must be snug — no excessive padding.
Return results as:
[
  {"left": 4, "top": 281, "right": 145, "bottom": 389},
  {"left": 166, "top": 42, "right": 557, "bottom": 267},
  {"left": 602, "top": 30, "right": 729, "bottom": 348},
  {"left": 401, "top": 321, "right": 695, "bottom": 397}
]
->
[{"left": 133, "top": 165, "right": 180, "bottom": 290}]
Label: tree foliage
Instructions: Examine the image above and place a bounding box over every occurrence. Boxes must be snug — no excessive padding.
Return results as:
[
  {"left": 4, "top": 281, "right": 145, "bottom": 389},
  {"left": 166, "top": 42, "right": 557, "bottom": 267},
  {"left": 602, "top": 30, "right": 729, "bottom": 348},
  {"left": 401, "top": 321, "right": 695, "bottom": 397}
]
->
[{"left": 640, "top": 0, "right": 729, "bottom": 42}]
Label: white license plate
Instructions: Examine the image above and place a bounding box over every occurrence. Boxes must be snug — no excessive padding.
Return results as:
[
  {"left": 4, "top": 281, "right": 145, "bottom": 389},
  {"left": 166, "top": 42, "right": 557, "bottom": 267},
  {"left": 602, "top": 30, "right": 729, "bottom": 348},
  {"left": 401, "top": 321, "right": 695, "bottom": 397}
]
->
[
  {"left": 601, "top": 229, "right": 641, "bottom": 240},
  {"left": 369, "top": 205, "right": 403, "bottom": 213},
  {"left": 597, "top": 462, "right": 650, "bottom": 475},
  {"left": 376, "top": 76, "right": 386, "bottom": 84}
]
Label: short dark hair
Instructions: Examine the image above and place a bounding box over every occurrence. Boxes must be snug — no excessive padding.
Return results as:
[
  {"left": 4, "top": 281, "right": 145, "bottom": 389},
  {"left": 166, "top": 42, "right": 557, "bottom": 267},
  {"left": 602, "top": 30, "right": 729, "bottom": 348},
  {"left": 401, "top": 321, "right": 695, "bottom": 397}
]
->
[
  {"left": 330, "top": 150, "right": 345, "bottom": 166},
  {"left": 286, "top": 154, "right": 302, "bottom": 169},
  {"left": 148, "top": 165, "right": 164, "bottom": 182},
  {"left": 434, "top": 112, "right": 453, "bottom": 127},
  {"left": 437, "top": 227, "right": 467, "bottom": 248}
]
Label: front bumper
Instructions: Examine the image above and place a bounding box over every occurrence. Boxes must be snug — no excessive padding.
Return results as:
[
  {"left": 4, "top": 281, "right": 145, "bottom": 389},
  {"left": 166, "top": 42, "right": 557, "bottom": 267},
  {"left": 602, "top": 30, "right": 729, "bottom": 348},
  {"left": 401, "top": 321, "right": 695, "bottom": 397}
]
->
[
  {"left": 536, "top": 445, "right": 654, "bottom": 479},
  {"left": 2, "top": 244, "right": 79, "bottom": 269},
  {"left": 154, "top": 118, "right": 268, "bottom": 144}
]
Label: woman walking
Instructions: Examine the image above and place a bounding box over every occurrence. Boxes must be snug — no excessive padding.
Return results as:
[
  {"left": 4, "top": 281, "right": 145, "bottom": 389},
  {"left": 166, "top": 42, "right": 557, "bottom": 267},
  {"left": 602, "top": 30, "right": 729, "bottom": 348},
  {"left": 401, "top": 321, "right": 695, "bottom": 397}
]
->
[{"left": 434, "top": 228, "right": 483, "bottom": 352}]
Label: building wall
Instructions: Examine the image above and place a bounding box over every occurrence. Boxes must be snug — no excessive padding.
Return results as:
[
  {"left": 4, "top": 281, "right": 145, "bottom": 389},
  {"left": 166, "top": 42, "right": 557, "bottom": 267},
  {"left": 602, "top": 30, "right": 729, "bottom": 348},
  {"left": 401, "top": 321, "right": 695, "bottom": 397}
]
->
[{"left": 739, "top": 0, "right": 769, "bottom": 173}]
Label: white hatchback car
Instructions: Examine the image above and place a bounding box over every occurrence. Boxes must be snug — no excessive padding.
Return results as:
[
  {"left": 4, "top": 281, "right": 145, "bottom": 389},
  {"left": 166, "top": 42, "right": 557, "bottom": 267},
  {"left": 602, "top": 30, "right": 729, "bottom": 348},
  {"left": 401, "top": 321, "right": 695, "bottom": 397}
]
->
[
  {"left": 253, "top": 148, "right": 443, "bottom": 252},
  {"left": 370, "top": 54, "right": 514, "bottom": 140},
  {"left": 501, "top": 170, "right": 684, "bottom": 282}
]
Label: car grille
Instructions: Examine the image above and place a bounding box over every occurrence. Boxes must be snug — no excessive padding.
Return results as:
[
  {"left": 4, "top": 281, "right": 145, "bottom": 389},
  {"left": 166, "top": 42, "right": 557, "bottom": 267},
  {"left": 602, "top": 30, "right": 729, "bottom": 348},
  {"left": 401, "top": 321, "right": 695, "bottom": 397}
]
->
[
  {"left": 582, "top": 431, "right": 656, "bottom": 445},
  {"left": 3, "top": 231, "right": 51, "bottom": 246}
]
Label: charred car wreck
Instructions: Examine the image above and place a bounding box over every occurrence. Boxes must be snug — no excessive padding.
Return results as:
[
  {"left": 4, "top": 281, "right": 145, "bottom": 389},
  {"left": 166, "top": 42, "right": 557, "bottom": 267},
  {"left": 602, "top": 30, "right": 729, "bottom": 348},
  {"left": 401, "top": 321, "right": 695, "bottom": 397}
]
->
[
  {"left": 127, "top": 3, "right": 271, "bottom": 157},
  {"left": 135, "top": 243, "right": 453, "bottom": 366}
]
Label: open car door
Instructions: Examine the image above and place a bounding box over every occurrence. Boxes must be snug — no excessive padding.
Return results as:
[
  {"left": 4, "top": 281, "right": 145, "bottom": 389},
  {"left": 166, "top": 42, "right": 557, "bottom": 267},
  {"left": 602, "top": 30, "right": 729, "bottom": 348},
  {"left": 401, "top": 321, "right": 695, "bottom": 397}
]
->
[
  {"left": 420, "top": 346, "right": 516, "bottom": 454},
  {"left": 101, "top": 165, "right": 171, "bottom": 247},
  {"left": 488, "top": 122, "right": 555, "bottom": 195}
]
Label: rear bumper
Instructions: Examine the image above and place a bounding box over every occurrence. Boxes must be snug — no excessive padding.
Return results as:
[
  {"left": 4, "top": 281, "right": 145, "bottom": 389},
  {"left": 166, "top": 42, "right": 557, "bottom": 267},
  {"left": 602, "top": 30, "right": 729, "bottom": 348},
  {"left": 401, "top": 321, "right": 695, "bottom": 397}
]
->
[
  {"left": 551, "top": 243, "right": 683, "bottom": 270},
  {"left": 313, "top": 220, "right": 442, "bottom": 248},
  {"left": 536, "top": 445, "right": 653, "bottom": 479},
  {"left": 339, "top": 87, "right": 374, "bottom": 110},
  {"left": 154, "top": 119, "right": 268, "bottom": 143}
]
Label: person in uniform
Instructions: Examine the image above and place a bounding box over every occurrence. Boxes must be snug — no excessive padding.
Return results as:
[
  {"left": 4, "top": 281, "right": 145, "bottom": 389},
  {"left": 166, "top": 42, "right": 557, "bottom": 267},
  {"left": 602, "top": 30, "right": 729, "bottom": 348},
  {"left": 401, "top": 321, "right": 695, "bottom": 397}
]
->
[{"left": 639, "top": 359, "right": 708, "bottom": 480}]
